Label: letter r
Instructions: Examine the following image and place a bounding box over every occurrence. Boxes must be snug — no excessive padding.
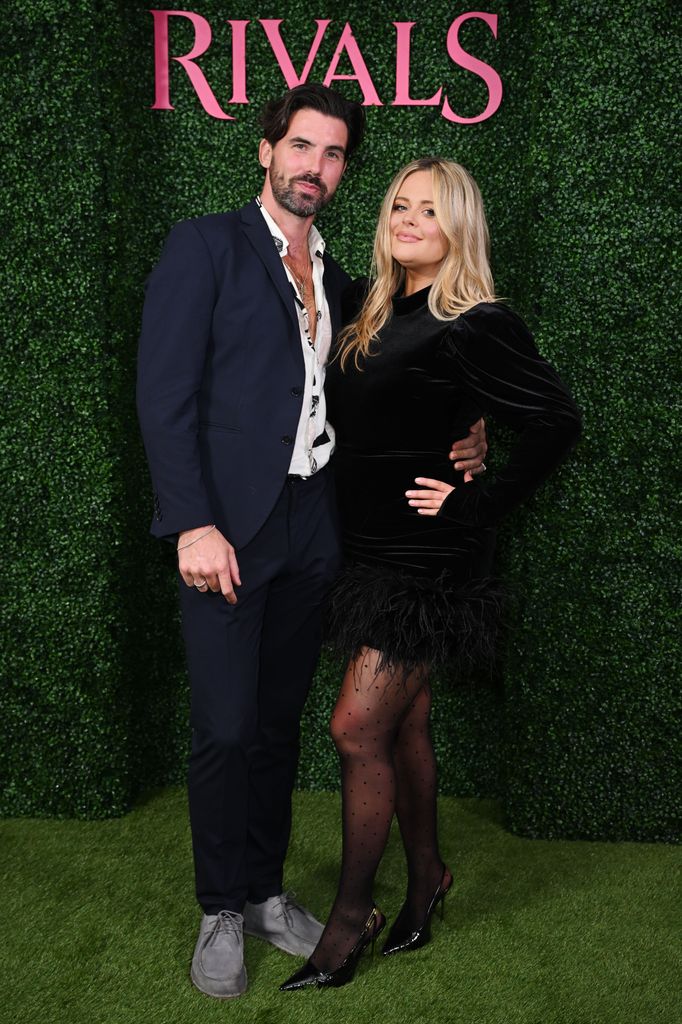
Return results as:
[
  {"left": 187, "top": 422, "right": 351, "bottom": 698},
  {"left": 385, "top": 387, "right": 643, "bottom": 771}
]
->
[{"left": 150, "top": 9, "right": 234, "bottom": 120}]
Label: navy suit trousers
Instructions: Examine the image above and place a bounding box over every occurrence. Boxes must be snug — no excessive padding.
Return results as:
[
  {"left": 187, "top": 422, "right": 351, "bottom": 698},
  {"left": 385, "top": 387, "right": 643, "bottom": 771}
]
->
[{"left": 179, "top": 466, "right": 341, "bottom": 913}]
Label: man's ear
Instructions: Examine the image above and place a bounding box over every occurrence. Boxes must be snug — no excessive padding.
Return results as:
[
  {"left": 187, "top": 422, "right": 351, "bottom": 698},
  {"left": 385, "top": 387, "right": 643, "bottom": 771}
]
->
[{"left": 258, "top": 138, "right": 272, "bottom": 169}]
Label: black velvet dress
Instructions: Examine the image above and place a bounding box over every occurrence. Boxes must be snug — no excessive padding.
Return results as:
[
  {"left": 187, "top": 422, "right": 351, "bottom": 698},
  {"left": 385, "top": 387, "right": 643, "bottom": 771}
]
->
[{"left": 324, "top": 282, "right": 581, "bottom": 673}]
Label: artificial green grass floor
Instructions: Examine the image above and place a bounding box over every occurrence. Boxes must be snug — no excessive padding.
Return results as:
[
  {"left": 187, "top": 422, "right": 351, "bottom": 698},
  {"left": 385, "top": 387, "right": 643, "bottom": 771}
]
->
[{"left": 1, "top": 789, "right": 679, "bottom": 1024}]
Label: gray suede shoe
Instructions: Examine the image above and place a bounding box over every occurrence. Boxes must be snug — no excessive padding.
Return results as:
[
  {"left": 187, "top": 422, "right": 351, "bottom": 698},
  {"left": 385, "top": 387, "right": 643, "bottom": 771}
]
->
[
  {"left": 244, "top": 892, "right": 324, "bottom": 958},
  {"left": 190, "top": 910, "right": 247, "bottom": 999}
]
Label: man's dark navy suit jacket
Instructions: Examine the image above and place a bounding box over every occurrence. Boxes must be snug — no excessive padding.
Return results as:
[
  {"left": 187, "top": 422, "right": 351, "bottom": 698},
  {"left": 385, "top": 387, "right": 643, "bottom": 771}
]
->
[{"left": 137, "top": 199, "right": 351, "bottom": 549}]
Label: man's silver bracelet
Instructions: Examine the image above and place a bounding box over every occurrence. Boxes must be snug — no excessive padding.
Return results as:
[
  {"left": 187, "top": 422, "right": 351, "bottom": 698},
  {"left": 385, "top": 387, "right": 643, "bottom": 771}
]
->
[{"left": 177, "top": 524, "right": 216, "bottom": 551}]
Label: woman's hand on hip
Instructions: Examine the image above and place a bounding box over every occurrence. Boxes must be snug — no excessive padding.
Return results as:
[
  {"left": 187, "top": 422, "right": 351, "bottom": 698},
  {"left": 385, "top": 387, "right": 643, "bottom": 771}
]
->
[
  {"left": 405, "top": 478, "right": 455, "bottom": 516},
  {"left": 449, "top": 417, "right": 488, "bottom": 482}
]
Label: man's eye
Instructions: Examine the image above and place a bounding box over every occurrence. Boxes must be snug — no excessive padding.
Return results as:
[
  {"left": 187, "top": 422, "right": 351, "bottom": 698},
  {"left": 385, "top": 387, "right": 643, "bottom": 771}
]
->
[
  {"left": 293, "top": 143, "right": 307, "bottom": 150},
  {"left": 326, "top": 151, "right": 341, "bottom": 161}
]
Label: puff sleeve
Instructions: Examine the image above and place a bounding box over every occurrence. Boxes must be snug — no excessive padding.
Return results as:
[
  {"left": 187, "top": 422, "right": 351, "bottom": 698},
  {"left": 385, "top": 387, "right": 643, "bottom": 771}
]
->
[{"left": 438, "top": 303, "right": 581, "bottom": 527}]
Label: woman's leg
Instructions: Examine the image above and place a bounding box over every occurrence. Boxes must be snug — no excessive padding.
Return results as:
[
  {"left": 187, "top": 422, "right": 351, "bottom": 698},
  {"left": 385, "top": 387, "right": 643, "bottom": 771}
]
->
[
  {"left": 392, "top": 684, "right": 448, "bottom": 928},
  {"left": 310, "top": 649, "right": 428, "bottom": 971}
]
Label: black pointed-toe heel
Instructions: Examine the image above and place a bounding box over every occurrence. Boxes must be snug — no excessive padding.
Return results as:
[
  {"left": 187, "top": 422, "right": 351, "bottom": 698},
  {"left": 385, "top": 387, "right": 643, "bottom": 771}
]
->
[
  {"left": 280, "top": 906, "right": 386, "bottom": 991},
  {"left": 382, "top": 865, "right": 453, "bottom": 957}
]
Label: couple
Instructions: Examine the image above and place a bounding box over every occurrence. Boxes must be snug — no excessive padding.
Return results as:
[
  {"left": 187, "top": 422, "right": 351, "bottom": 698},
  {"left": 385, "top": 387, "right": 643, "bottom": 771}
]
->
[{"left": 137, "top": 83, "right": 580, "bottom": 999}]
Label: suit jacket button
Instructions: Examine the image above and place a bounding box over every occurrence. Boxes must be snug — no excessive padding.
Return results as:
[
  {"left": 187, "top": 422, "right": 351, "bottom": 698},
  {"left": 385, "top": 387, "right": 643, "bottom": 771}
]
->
[
  {"left": 291, "top": 386, "right": 302, "bottom": 396},
  {"left": 281, "top": 435, "right": 294, "bottom": 445}
]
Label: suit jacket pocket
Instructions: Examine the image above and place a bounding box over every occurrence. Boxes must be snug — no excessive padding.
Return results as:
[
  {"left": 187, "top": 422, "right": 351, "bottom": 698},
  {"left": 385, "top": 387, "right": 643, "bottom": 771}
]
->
[{"left": 198, "top": 421, "right": 242, "bottom": 433}]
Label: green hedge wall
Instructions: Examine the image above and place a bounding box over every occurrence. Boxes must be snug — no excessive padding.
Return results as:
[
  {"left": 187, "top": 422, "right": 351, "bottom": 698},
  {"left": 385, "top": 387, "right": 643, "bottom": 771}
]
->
[{"left": 2, "top": 1, "right": 679, "bottom": 841}]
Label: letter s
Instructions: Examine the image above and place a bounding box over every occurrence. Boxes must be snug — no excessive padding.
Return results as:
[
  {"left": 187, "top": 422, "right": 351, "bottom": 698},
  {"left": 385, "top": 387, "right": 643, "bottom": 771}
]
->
[{"left": 441, "top": 12, "right": 502, "bottom": 124}]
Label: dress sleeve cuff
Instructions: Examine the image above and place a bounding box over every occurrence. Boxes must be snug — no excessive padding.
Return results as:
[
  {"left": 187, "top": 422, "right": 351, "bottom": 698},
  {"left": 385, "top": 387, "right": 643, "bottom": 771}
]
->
[{"left": 437, "top": 481, "right": 496, "bottom": 528}]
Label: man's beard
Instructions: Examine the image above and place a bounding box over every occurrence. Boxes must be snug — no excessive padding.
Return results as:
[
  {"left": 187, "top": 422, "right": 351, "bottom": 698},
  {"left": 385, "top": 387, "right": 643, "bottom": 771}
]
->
[{"left": 269, "top": 159, "right": 330, "bottom": 218}]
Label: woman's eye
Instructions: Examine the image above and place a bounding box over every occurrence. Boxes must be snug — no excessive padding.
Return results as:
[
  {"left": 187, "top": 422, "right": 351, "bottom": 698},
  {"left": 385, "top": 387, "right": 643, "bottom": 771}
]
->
[
  {"left": 423, "top": 208, "right": 436, "bottom": 217},
  {"left": 392, "top": 204, "right": 407, "bottom": 212}
]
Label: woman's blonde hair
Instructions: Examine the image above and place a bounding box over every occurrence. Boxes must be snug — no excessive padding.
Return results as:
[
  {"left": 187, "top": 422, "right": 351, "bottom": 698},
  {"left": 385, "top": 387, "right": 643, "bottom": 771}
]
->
[{"left": 337, "top": 157, "right": 498, "bottom": 370}]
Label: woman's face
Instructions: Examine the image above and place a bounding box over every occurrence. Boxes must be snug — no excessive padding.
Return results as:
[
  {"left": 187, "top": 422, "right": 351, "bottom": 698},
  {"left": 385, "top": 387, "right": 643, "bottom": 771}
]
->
[{"left": 389, "top": 170, "right": 449, "bottom": 279}]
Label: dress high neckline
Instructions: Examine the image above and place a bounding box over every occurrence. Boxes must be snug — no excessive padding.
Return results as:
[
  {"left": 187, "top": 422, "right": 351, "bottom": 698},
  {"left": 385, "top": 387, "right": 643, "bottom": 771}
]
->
[{"left": 392, "top": 285, "right": 431, "bottom": 316}]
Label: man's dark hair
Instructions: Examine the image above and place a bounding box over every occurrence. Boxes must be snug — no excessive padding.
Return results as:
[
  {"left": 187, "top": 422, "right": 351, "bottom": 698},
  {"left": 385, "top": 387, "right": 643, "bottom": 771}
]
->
[{"left": 260, "top": 83, "right": 365, "bottom": 161}]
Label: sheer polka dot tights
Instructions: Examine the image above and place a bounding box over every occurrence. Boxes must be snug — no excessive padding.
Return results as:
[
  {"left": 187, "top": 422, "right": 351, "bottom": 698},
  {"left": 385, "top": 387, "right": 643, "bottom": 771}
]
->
[{"left": 310, "top": 648, "right": 445, "bottom": 973}]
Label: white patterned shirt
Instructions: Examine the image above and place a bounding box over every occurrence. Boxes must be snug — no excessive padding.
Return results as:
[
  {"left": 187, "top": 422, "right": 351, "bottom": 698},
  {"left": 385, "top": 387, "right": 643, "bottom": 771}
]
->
[{"left": 257, "top": 198, "right": 335, "bottom": 476}]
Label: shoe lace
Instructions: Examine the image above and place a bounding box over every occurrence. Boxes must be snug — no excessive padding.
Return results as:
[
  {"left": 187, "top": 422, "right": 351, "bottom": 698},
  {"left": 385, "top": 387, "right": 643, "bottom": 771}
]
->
[
  {"left": 206, "top": 910, "right": 243, "bottom": 948},
  {"left": 276, "top": 890, "right": 302, "bottom": 928}
]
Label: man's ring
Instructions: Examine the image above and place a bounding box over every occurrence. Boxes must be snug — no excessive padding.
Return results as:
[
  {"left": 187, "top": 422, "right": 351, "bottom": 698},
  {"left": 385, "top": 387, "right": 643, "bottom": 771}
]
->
[
  {"left": 480, "top": 462, "right": 487, "bottom": 473},
  {"left": 194, "top": 578, "right": 208, "bottom": 589}
]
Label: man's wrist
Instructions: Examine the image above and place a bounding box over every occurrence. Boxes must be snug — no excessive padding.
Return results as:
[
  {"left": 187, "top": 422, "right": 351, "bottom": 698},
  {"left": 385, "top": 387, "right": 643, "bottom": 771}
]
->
[
  {"left": 179, "top": 524, "right": 214, "bottom": 540},
  {"left": 177, "top": 524, "right": 216, "bottom": 551}
]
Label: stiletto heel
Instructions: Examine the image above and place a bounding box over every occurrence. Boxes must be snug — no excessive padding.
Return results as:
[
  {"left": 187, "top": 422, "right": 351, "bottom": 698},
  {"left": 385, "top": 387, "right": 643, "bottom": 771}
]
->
[
  {"left": 382, "top": 865, "right": 453, "bottom": 957},
  {"left": 280, "top": 906, "right": 386, "bottom": 990}
]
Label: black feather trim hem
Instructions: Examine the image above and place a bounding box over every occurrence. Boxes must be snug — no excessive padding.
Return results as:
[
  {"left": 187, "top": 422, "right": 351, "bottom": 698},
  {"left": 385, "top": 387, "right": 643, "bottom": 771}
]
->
[{"left": 325, "top": 564, "right": 505, "bottom": 676}]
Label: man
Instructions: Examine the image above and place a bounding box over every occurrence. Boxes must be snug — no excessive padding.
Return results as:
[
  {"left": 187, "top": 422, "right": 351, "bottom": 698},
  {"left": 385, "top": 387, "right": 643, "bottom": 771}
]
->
[{"left": 137, "top": 83, "right": 486, "bottom": 999}]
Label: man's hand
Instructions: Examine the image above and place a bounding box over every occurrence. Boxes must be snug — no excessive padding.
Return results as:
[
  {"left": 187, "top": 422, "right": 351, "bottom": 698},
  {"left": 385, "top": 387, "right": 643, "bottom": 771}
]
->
[
  {"left": 177, "top": 525, "right": 241, "bottom": 604},
  {"left": 449, "top": 417, "right": 488, "bottom": 482}
]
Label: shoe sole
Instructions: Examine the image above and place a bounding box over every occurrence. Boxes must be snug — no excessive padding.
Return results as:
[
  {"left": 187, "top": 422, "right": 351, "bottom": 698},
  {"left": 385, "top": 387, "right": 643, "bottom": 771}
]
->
[{"left": 190, "top": 966, "right": 248, "bottom": 999}]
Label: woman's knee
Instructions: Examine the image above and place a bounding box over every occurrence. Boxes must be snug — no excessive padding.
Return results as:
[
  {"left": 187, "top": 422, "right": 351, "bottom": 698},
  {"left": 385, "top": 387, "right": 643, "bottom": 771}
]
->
[{"left": 330, "top": 699, "right": 380, "bottom": 753}]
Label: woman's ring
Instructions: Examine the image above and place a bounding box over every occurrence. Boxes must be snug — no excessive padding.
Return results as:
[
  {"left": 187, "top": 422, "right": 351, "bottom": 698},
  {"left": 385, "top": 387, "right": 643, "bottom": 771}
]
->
[
  {"left": 480, "top": 462, "right": 487, "bottom": 473},
  {"left": 194, "top": 578, "right": 208, "bottom": 589}
]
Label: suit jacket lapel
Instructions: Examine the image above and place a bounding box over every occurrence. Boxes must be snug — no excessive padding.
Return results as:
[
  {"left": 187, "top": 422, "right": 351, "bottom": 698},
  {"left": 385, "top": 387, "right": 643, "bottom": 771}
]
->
[
  {"left": 323, "top": 255, "right": 343, "bottom": 342},
  {"left": 239, "top": 200, "right": 299, "bottom": 336}
]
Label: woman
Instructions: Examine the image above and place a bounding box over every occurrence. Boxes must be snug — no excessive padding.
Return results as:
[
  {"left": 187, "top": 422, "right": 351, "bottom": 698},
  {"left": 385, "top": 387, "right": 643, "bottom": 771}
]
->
[{"left": 281, "top": 158, "right": 581, "bottom": 990}]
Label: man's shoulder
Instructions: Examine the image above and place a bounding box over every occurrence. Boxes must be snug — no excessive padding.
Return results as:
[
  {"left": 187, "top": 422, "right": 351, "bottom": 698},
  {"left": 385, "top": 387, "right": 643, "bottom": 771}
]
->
[
  {"left": 179, "top": 207, "right": 248, "bottom": 244},
  {"left": 160, "top": 202, "right": 260, "bottom": 263}
]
